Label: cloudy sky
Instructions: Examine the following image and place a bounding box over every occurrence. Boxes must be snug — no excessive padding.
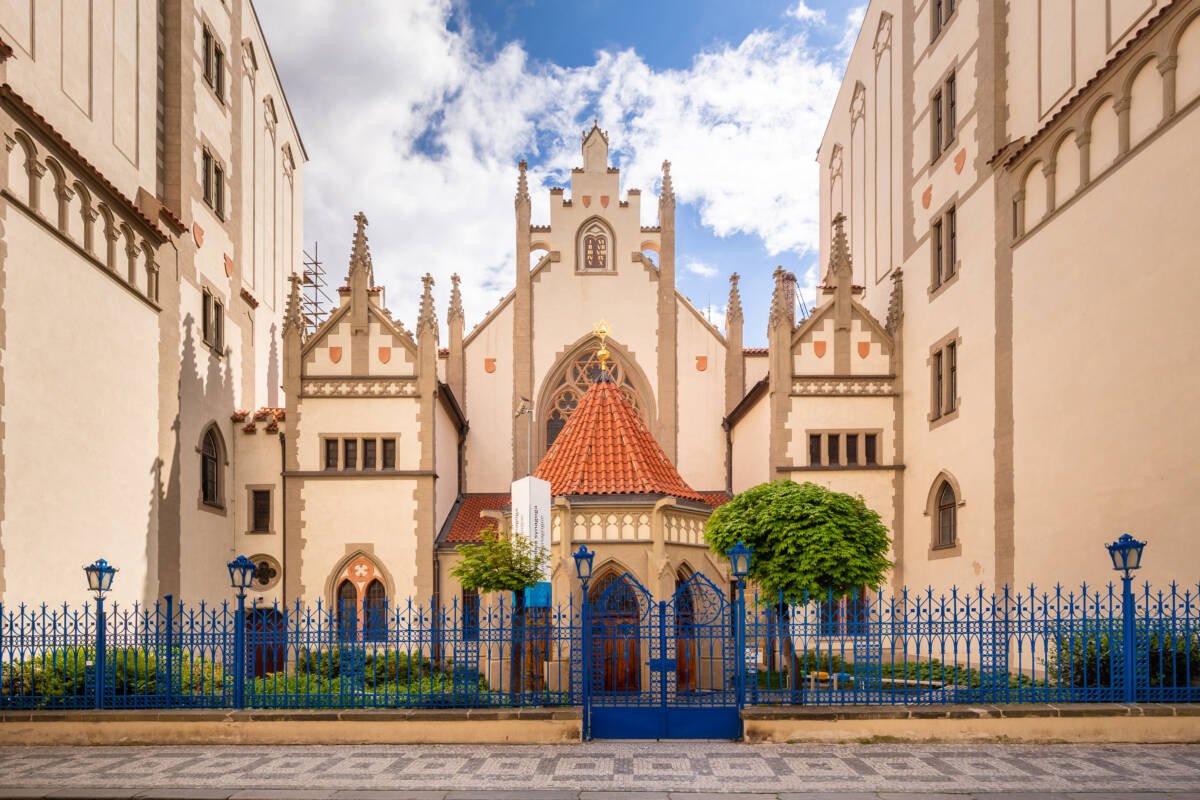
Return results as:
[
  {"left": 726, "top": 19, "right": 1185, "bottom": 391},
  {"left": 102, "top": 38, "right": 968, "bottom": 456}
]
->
[{"left": 256, "top": 0, "right": 863, "bottom": 346}]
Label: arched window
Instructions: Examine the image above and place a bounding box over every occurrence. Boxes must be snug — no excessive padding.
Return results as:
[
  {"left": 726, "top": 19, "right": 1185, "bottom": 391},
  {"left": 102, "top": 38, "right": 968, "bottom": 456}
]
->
[
  {"left": 580, "top": 222, "right": 609, "bottom": 270},
  {"left": 201, "top": 427, "right": 223, "bottom": 507},
  {"left": 363, "top": 579, "right": 387, "bottom": 642},
  {"left": 936, "top": 481, "right": 957, "bottom": 548},
  {"left": 544, "top": 350, "right": 642, "bottom": 450},
  {"left": 337, "top": 579, "right": 358, "bottom": 642}
]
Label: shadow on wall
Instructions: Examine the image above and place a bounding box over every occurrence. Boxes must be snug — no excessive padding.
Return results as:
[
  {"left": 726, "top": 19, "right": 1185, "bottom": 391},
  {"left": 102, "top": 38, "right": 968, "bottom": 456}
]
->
[{"left": 267, "top": 322, "right": 279, "bottom": 408}]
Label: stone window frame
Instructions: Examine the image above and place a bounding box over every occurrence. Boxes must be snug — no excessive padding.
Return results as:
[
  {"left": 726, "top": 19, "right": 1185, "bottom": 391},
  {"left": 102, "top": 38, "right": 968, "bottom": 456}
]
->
[
  {"left": 929, "top": 63, "right": 960, "bottom": 168},
  {"left": 927, "top": 329, "right": 962, "bottom": 429},
  {"left": 247, "top": 554, "right": 281, "bottom": 591},
  {"left": 200, "top": 144, "right": 226, "bottom": 221},
  {"left": 930, "top": 0, "right": 959, "bottom": 45},
  {"left": 320, "top": 434, "right": 402, "bottom": 472},
  {"left": 197, "top": 423, "right": 228, "bottom": 516},
  {"left": 575, "top": 216, "right": 617, "bottom": 275},
  {"left": 246, "top": 484, "right": 275, "bottom": 535},
  {"left": 928, "top": 197, "right": 961, "bottom": 299},
  {"left": 199, "top": 283, "right": 225, "bottom": 356},
  {"left": 201, "top": 20, "right": 226, "bottom": 105},
  {"left": 925, "top": 471, "right": 964, "bottom": 559},
  {"left": 804, "top": 428, "right": 884, "bottom": 468}
]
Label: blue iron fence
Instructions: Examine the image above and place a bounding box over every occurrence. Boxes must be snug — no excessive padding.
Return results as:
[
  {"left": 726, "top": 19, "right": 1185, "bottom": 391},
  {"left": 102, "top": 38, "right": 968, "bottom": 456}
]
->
[{"left": 2, "top": 581, "right": 1197, "bottom": 711}]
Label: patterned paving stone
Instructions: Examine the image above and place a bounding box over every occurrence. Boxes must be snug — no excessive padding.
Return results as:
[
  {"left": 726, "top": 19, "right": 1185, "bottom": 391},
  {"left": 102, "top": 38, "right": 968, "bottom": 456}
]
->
[{"left": 0, "top": 743, "right": 1198, "bottom": 795}]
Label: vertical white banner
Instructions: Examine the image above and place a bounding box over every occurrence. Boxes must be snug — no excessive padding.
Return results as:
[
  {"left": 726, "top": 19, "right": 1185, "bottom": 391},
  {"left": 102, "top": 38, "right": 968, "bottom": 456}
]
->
[{"left": 510, "top": 476, "right": 551, "bottom": 581}]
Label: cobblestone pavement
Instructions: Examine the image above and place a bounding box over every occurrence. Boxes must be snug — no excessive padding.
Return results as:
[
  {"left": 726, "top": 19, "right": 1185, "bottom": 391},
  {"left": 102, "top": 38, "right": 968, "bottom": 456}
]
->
[{"left": 0, "top": 743, "right": 1199, "bottom": 798}]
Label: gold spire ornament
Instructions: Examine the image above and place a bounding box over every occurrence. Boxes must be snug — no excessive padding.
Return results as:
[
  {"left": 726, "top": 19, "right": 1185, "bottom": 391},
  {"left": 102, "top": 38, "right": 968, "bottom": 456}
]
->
[{"left": 593, "top": 320, "right": 611, "bottom": 373}]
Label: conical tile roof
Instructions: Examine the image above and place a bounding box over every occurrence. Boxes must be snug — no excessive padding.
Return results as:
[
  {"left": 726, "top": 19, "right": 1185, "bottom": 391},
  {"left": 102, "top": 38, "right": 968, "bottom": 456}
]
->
[{"left": 534, "top": 374, "right": 704, "bottom": 502}]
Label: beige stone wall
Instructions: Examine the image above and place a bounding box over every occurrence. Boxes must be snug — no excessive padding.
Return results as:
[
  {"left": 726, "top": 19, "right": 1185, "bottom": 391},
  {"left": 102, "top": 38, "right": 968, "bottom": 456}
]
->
[
  {"left": 463, "top": 297, "right": 514, "bottom": 492},
  {"left": 434, "top": 395, "right": 459, "bottom": 532},
  {"left": 730, "top": 394, "right": 769, "bottom": 494},
  {"left": 675, "top": 304, "right": 727, "bottom": 490},
  {"left": 232, "top": 427, "right": 283, "bottom": 606}
]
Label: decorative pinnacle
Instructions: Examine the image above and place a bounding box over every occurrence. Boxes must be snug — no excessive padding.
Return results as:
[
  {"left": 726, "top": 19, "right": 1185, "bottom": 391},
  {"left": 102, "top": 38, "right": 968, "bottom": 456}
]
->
[
  {"left": 417, "top": 273, "right": 437, "bottom": 337},
  {"left": 727, "top": 272, "right": 743, "bottom": 323},
  {"left": 348, "top": 211, "right": 373, "bottom": 284},
  {"left": 660, "top": 160, "right": 674, "bottom": 204},
  {"left": 515, "top": 159, "right": 529, "bottom": 207},
  {"left": 829, "top": 212, "right": 852, "bottom": 281},
  {"left": 593, "top": 319, "right": 612, "bottom": 375},
  {"left": 768, "top": 266, "right": 796, "bottom": 328},
  {"left": 447, "top": 273, "right": 464, "bottom": 323},
  {"left": 283, "top": 272, "right": 304, "bottom": 336}
]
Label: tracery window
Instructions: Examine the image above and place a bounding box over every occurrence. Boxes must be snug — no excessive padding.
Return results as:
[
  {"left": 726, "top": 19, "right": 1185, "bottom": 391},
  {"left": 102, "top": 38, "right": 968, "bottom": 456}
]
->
[
  {"left": 579, "top": 221, "right": 610, "bottom": 271},
  {"left": 545, "top": 351, "right": 642, "bottom": 450}
]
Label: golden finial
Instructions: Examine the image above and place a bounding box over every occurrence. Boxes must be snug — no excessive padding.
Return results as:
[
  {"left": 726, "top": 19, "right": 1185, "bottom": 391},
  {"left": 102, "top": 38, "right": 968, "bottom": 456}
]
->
[{"left": 593, "top": 319, "right": 611, "bottom": 373}]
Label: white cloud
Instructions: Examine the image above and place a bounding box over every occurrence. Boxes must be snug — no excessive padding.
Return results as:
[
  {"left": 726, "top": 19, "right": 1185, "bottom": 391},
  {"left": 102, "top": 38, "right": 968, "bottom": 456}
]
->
[
  {"left": 786, "top": 1, "right": 826, "bottom": 25},
  {"left": 256, "top": 1, "right": 845, "bottom": 334},
  {"left": 697, "top": 303, "right": 727, "bottom": 332},
  {"left": 684, "top": 259, "right": 719, "bottom": 278}
]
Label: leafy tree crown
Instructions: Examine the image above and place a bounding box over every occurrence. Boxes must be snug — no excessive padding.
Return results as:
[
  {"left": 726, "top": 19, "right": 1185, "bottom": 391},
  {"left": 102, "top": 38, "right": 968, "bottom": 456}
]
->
[
  {"left": 451, "top": 527, "right": 548, "bottom": 594},
  {"left": 704, "top": 480, "right": 892, "bottom": 603}
]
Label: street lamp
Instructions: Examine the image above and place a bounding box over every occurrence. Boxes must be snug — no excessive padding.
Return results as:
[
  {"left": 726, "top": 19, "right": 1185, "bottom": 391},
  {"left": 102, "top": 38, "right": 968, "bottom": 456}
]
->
[
  {"left": 1106, "top": 533, "right": 1146, "bottom": 703},
  {"left": 1106, "top": 533, "right": 1146, "bottom": 578},
  {"left": 572, "top": 544, "right": 595, "bottom": 739},
  {"left": 727, "top": 541, "right": 753, "bottom": 711},
  {"left": 83, "top": 559, "right": 117, "bottom": 709},
  {"left": 83, "top": 558, "right": 117, "bottom": 598},
  {"left": 227, "top": 555, "right": 256, "bottom": 708}
]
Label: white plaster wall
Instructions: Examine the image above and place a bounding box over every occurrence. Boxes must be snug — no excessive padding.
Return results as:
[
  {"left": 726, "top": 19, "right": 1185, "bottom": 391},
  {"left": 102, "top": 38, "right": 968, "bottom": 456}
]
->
[
  {"left": 1011, "top": 107, "right": 1200, "bottom": 592},
  {"left": 675, "top": 303, "right": 726, "bottom": 490},
  {"left": 2, "top": 214, "right": 159, "bottom": 606},
  {"left": 784, "top": 396, "right": 896, "bottom": 468},
  {"left": 463, "top": 297, "right": 514, "bottom": 492},
  {"left": 434, "top": 397, "right": 458, "bottom": 532},
  {"left": 730, "top": 394, "right": 769, "bottom": 494},
  {"left": 295, "top": 396, "right": 422, "bottom": 472},
  {"left": 744, "top": 354, "right": 768, "bottom": 385},
  {"left": 232, "top": 429, "right": 283, "bottom": 605}
]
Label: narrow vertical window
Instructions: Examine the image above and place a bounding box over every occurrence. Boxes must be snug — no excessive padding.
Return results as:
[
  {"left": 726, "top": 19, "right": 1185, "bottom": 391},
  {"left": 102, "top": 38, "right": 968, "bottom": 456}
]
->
[
  {"left": 343, "top": 439, "right": 358, "bottom": 471},
  {"left": 932, "top": 0, "right": 944, "bottom": 39},
  {"left": 809, "top": 434, "right": 822, "bottom": 466},
  {"left": 213, "top": 44, "right": 225, "bottom": 102},
  {"left": 937, "top": 482, "right": 958, "bottom": 547},
  {"left": 201, "top": 428, "right": 221, "bottom": 506},
  {"left": 931, "top": 90, "right": 943, "bottom": 162},
  {"left": 827, "top": 434, "right": 841, "bottom": 467},
  {"left": 213, "top": 162, "right": 224, "bottom": 219},
  {"left": 932, "top": 217, "right": 944, "bottom": 288},
  {"left": 846, "top": 434, "right": 859, "bottom": 466},
  {"left": 945, "top": 73, "right": 957, "bottom": 142},
  {"left": 213, "top": 300, "right": 224, "bottom": 352},
  {"left": 946, "top": 206, "right": 957, "bottom": 278},
  {"left": 202, "top": 150, "right": 213, "bottom": 206},
  {"left": 865, "top": 433, "right": 878, "bottom": 465},
  {"left": 947, "top": 342, "right": 958, "bottom": 412},
  {"left": 933, "top": 351, "right": 944, "bottom": 419},
  {"left": 337, "top": 580, "right": 358, "bottom": 642},
  {"left": 463, "top": 588, "right": 480, "bottom": 642},
  {"left": 202, "top": 26, "right": 214, "bottom": 85},
  {"left": 324, "top": 439, "right": 339, "bottom": 470},
  {"left": 201, "top": 288, "right": 212, "bottom": 344},
  {"left": 363, "top": 439, "right": 377, "bottom": 470},
  {"left": 381, "top": 438, "right": 396, "bottom": 470},
  {"left": 363, "top": 580, "right": 386, "bottom": 643},
  {"left": 251, "top": 490, "right": 271, "bottom": 532}
]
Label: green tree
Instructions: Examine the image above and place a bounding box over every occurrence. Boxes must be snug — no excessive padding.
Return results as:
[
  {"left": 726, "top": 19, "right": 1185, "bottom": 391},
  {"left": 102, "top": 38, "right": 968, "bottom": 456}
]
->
[
  {"left": 451, "top": 527, "right": 548, "bottom": 694},
  {"left": 704, "top": 480, "right": 892, "bottom": 602}
]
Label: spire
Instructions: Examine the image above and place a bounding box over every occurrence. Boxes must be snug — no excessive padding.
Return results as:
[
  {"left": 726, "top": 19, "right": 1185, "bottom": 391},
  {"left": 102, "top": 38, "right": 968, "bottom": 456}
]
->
[
  {"left": 348, "top": 211, "right": 373, "bottom": 285},
  {"left": 726, "top": 272, "right": 743, "bottom": 324},
  {"left": 885, "top": 266, "right": 904, "bottom": 335},
  {"left": 660, "top": 160, "right": 674, "bottom": 206},
  {"left": 417, "top": 273, "right": 437, "bottom": 338},
  {"left": 447, "top": 273, "right": 463, "bottom": 323},
  {"left": 283, "top": 273, "right": 304, "bottom": 337},
  {"left": 826, "top": 212, "right": 852, "bottom": 285},
  {"left": 581, "top": 121, "right": 610, "bottom": 171},
  {"left": 515, "top": 159, "right": 529, "bottom": 208},
  {"left": 768, "top": 266, "right": 796, "bottom": 329}
]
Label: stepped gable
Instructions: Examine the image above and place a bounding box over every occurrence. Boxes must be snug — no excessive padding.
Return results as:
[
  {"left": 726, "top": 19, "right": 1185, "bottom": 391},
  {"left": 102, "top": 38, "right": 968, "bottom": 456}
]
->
[{"left": 534, "top": 373, "right": 705, "bottom": 502}]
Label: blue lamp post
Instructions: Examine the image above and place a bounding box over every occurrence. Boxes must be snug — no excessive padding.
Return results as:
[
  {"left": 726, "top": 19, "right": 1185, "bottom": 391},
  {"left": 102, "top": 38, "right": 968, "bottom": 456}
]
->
[
  {"left": 83, "top": 559, "right": 117, "bottom": 709},
  {"left": 1106, "top": 533, "right": 1146, "bottom": 703},
  {"left": 227, "top": 555, "right": 256, "bottom": 708},
  {"left": 572, "top": 544, "right": 594, "bottom": 739},
  {"left": 727, "top": 541, "right": 752, "bottom": 710}
]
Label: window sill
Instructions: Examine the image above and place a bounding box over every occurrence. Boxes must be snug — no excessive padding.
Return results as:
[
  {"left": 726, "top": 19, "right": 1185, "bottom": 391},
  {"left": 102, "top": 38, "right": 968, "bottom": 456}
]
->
[
  {"left": 245, "top": 529, "right": 276, "bottom": 536},
  {"left": 929, "top": 542, "right": 962, "bottom": 560},
  {"left": 199, "top": 499, "right": 227, "bottom": 517},
  {"left": 928, "top": 405, "right": 960, "bottom": 431},
  {"left": 928, "top": 263, "right": 962, "bottom": 300},
  {"left": 929, "top": 137, "right": 958, "bottom": 172}
]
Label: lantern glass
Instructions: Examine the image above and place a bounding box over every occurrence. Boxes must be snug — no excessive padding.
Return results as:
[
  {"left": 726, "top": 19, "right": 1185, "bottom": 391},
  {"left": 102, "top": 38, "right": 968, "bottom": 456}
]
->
[
  {"left": 84, "top": 559, "right": 116, "bottom": 595},
  {"left": 728, "top": 541, "right": 752, "bottom": 579},
  {"left": 1106, "top": 534, "right": 1146, "bottom": 574},
  {"left": 572, "top": 544, "right": 594, "bottom": 582},
  {"left": 227, "top": 555, "right": 257, "bottom": 591}
]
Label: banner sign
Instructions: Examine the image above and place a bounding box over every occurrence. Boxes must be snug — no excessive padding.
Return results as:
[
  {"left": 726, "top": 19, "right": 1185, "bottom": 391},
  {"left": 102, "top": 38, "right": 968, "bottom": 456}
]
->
[{"left": 511, "top": 476, "right": 552, "bottom": 606}]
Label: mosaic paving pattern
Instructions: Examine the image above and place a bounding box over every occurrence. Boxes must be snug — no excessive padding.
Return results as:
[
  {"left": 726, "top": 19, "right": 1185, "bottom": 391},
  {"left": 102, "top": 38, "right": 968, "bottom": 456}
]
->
[{"left": 1, "top": 743, "right": 1199, "bottom": 795}]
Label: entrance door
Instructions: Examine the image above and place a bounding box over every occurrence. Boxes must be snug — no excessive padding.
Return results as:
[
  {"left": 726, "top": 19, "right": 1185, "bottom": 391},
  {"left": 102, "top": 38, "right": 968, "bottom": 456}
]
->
[{"left": 586, "top": 571, "right": 740, "bottom": 739}]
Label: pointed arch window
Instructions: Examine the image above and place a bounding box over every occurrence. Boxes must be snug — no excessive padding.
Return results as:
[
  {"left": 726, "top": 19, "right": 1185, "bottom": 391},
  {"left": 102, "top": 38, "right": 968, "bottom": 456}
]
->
[
  {"left": 578, "top": 220, "right": 613, "bottom": 272},
  {"left": 936, "top": 481, "right": 957, "bottom": 548},
  {"left": 363, "top": 579, "right": 387, "bottom": 642},
  {"left": 544, "top": 351, "right": 642, "bottom": 450},
  {"left": 337, "top": 579, "right": 358, "bottom": 642},
  {"left": 200, "top": 426, "right": 224, "bottom": 508}
]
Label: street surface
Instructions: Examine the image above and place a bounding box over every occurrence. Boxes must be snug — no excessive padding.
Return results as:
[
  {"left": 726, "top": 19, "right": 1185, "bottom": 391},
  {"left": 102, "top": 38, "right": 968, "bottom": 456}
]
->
[{"left": 0, "top": 742, "right": 1198, "bottom": 798}]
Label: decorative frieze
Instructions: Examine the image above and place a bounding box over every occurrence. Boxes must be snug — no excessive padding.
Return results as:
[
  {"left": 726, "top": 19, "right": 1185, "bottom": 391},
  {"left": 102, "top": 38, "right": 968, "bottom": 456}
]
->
[
  {"left": 301, "top": 378, "right": 419, "bottom": 398},
  {"left": 791, "top": 377, "right": 896, "bottom": 397}
]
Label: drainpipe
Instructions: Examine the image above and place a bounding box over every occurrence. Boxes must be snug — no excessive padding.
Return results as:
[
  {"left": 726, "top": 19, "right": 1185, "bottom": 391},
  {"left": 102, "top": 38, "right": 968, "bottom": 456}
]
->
[{"left": 278, "top": 431, "right": 287, "bottom": 610}]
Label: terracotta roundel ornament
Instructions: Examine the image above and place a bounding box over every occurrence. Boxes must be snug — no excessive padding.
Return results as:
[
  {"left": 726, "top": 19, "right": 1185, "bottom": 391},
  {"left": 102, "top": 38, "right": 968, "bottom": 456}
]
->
[
  {"left": 224, "top": 254, "right": 234, "bottom": 278},
  {"left": 484, "top": 357, "right": 497, "bottom": 374},
  {"left": 329, "top": 346, "right": 343, "bottom": 364},
  {"left": 193, "top": 223, "right": 205, "bottom": 248},
  {"left": 921, "top": 186, "right": 933, "bottom": 210},
  {"left": 378, "top": 347, "right": 392, "bottom": 365},
  {"left": 695, "top": 355, "right": 708, "bottom": 372},
  {"left": 954, "top": 148, "right": 967, "bottom": 174},
  {"left": 858, "top": 341, "right": 872, "bottom": 359},
  {"left": 813, "top": 340, "right": 827, "bottom": 359}
]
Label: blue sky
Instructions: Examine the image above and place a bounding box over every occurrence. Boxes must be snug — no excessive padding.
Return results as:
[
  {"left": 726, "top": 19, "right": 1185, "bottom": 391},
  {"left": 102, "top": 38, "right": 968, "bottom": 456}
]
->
[{"left": 257, "top": 1, "right": 862, "bottom": 346}]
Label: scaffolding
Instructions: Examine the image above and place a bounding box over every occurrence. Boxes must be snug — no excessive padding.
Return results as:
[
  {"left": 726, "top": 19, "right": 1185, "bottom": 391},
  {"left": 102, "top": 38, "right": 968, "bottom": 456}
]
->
[{"left": 301, "top": 243, "right": 334, "bottom": 336}]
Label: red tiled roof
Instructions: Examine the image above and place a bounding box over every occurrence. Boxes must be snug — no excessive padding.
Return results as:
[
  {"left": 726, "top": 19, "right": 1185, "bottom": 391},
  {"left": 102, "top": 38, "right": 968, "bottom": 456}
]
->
[
  {"left": 444, "top": 493, "right": 509, "bottom": 544},
  {"left": 534, "top": 375, "right": 705, "bottom": 502},
  {"left": 697, "top": 491, "right": 732, "bottom": 509},
  {"left": 743, "top": 347, "right": 768, "bottom": 355}
]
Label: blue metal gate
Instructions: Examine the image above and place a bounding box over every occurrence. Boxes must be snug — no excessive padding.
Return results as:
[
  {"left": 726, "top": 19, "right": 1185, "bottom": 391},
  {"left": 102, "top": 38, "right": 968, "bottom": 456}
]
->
[{"left": 584, "top": 572, "right": 740, "bottom": 739}]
